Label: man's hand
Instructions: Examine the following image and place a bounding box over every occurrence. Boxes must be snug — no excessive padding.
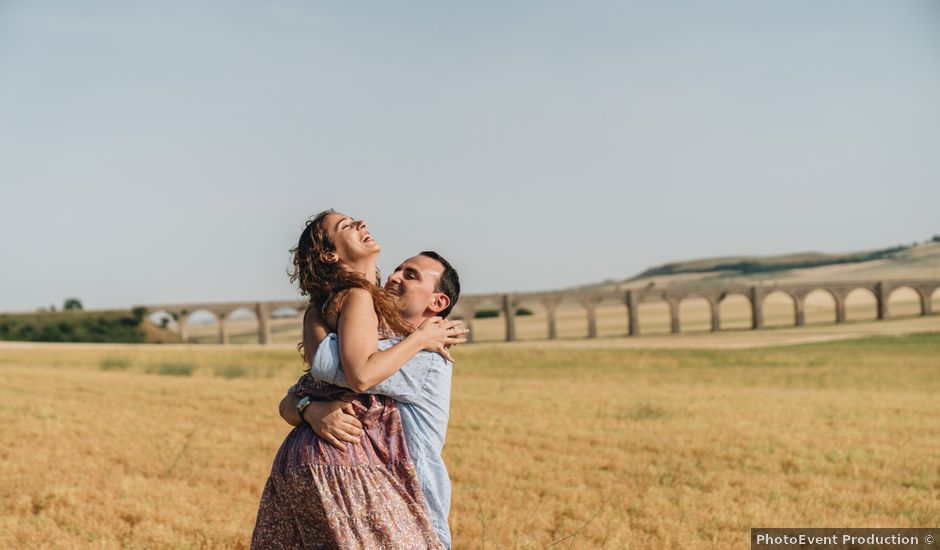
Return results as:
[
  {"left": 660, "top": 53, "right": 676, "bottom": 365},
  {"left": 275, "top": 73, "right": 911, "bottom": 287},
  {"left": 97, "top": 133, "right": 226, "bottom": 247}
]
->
[{"left": 302, "top": 400, "right": 363, "bottom": 451}]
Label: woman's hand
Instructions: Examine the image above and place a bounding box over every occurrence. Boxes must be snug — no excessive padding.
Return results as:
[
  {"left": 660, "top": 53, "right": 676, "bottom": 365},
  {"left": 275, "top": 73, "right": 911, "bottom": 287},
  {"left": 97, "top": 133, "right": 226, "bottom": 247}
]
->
[{"left": 413, "top": 316, "right": 469, "bottom": 362}]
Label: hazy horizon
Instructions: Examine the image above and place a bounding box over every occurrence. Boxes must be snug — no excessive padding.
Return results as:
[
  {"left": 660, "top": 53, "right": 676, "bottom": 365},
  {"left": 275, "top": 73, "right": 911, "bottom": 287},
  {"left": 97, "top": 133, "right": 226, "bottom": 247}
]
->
[{"left": 2, "top": 1, "right": 939, "bottom": 311}]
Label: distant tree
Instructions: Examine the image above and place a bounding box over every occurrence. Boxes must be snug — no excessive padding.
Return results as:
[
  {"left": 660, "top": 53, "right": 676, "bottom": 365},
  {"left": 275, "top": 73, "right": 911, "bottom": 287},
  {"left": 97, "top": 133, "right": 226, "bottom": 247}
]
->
[
  {"left": 131, "top": 306, "right": 148, "bottom": 322},
  {"left": 932, "top": 235, "right": 940, "bottom": 243},
  {"left": 63, "top": 298, "right": 83, "bottom": 311}
]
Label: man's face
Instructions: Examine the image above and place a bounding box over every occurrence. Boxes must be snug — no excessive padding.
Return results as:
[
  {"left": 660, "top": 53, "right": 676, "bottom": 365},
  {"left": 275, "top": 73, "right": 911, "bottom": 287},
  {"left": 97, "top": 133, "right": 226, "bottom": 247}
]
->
[{"left": 385, "top": 255, "right": 449, "bottom": 320}]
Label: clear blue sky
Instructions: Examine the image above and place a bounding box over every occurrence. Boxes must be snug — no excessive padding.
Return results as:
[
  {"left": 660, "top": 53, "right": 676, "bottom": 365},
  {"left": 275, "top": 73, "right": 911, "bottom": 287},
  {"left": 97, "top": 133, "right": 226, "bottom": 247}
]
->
[{"left": 2, "top": 1, "right": 938, "bottom": 311}]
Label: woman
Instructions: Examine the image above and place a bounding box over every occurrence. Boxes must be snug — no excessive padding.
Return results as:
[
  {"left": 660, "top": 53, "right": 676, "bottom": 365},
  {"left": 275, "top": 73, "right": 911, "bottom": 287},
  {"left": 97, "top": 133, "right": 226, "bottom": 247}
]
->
[{"left": 251, "top": 209, "right": 465, "bottom": 549}]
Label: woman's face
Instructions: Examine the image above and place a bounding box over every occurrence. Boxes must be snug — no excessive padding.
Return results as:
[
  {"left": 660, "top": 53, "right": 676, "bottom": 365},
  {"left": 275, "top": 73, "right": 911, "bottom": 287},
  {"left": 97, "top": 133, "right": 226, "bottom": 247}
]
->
[{"left": 321, "top": 212, "right": 380, "bottom": 263}]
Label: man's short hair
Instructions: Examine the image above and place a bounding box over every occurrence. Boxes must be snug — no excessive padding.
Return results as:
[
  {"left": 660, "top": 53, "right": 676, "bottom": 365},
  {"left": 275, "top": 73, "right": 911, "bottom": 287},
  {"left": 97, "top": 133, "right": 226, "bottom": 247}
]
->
[{"left": 419, "top": 250, "right": 460, "bottom": 319}]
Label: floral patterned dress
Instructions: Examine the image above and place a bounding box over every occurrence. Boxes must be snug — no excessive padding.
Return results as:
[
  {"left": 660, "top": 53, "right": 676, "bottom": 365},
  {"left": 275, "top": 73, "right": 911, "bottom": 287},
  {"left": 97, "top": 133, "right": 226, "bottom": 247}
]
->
[{"left": 251, "top": 374, "right": 443, "bottom": 549}]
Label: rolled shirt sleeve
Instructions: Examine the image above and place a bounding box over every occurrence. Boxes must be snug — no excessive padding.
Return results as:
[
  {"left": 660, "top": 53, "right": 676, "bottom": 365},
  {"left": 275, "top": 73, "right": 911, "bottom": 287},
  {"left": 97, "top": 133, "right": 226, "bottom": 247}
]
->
[{"left": 308, "top": 333, "right": 435, "bottom": 404}]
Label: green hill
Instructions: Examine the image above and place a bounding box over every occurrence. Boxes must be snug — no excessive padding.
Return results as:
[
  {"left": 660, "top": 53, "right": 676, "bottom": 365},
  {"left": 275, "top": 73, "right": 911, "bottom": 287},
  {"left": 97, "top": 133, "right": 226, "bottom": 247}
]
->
[{"left": 632, "top": 244, "right": 910, "bottom": 279}]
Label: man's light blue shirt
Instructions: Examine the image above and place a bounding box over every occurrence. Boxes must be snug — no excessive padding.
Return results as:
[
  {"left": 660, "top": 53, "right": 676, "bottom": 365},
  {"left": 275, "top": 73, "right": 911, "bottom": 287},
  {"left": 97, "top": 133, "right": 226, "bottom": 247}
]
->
[{"left": 310, "top": 333, "right": 453, "bottom": 549}]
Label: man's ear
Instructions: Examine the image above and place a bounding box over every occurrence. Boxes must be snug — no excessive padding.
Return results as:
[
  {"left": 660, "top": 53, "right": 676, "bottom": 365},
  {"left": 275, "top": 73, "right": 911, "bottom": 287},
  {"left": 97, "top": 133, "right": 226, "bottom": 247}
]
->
[
  {"left": 429, "top": 293, "right": 451, "bottom": 314},
  {"left": 319, "top": 251, "right": 339, "bottom": 264}
]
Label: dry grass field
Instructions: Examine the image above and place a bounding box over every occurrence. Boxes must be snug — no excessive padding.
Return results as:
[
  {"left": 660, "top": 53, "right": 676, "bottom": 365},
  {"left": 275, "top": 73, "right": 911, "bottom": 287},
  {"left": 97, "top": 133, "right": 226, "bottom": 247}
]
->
[{"left": 1, "top": 319, "right": 939, "bottom": 549}]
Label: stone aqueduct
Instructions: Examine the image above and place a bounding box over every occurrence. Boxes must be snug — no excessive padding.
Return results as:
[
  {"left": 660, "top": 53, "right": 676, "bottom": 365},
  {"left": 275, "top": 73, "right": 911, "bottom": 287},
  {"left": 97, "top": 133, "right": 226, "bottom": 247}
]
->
[{"left": 145, "top": 279, "right": 940, "bottom": 345}]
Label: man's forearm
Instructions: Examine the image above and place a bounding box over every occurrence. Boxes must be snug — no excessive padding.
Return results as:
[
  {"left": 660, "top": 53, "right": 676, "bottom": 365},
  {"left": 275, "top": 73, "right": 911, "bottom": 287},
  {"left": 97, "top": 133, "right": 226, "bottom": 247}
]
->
[
  {"left": 278, "top": 394, "right": 365, "bottom": 451},
  {"left": 279, "top": 392, "right": 303, "bottom": 426}
]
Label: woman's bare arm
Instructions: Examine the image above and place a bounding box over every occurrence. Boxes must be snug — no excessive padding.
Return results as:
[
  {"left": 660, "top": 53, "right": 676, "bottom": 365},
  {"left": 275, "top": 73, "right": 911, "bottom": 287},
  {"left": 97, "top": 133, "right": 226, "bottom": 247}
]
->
[
  {"left": 302, "top": 305, "right": 330, "bottom": 362},
  {"left": 278, "top": 306, "right": 333, "bottom": 427},
  {"left": 337, "top": 288, "right": 461, "bottom": 392}
]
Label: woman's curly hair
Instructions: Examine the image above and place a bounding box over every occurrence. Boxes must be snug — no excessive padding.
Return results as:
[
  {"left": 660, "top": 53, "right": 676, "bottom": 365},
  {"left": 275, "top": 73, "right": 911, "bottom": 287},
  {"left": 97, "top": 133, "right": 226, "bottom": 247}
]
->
[{"left": 290, "top": 209, "right": 411, "bottom": 361}]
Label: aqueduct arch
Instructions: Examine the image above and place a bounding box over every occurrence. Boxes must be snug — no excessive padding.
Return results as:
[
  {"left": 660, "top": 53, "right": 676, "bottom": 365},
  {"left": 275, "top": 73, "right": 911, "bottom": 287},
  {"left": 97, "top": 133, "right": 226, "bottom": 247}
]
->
[
  {"left": 222, "top": 307, "right": 260, "bottom": 344},
  {"left": 802, "top": 289, "right": 838, "bottom": 325},
  {"left": 760, "top": 290, "right": 799, "bottom": 327},
  {"left": 542, "top": 293, "right": 598, "bottom": 340},
  {"left": 502, "top": 296, "right": 552, "bottom": 341},
  {"left": 886, "top": 285, "right": 925, "bottom": 318},
  {"left": 594, "top": 295, "right": 629, "bottom": 338},
  {"left": 450, "top": 294, "right": 501, "bottom": 343},
  {"left": 634, "top": 298, "right": 672, "bottom": 335},
  {"left": 717, "top": 292, "right": 752, "bottom": 331},
  {"left": 843, "top": 288, "right": 879, "bottom": 322},
  {"left": 677, "top": 296, "right": 715, "bottom": 333},
  {"left": 145, "top": 309, "right": 176, "bottom": 330},
  {"left": 176, "top": 309, "right": 222, "bottom": 343}
]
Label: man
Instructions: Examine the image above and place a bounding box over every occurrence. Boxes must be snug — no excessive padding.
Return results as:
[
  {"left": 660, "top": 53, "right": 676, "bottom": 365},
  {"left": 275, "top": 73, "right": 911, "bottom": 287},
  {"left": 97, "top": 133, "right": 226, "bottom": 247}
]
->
[{"left": 279, "top": 251, "right": 461, "bottom": 548}]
